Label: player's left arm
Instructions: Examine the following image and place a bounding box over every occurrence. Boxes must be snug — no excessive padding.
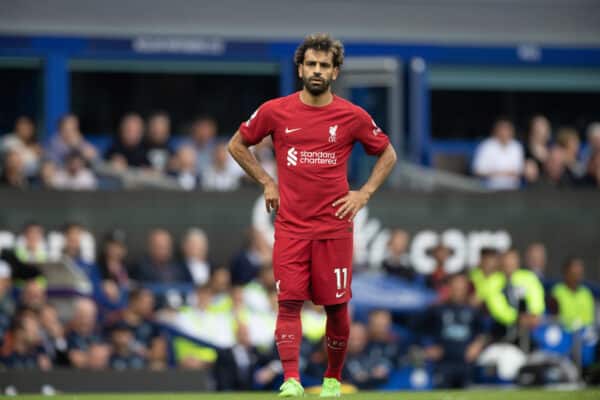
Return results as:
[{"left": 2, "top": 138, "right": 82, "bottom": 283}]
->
[{"left": 333, "top": 143, "right": 397, "bottom": 222}]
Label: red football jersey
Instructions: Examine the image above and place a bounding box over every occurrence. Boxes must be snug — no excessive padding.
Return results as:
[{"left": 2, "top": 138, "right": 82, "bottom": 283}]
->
[{"left": 239, "top": 91, "right": 390, "bottom": 240}]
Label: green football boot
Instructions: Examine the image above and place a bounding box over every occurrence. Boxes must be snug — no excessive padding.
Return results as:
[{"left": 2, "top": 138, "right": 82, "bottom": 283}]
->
[
  {"left": 278, "top": 378, "right": 304, "bottom": 397},
  {"left": 320, "top": 377, "right": 341, "bottom": 397}
]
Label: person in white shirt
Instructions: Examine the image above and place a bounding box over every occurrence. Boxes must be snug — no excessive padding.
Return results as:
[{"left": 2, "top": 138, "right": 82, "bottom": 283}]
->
[
  {"left": 189, "top": 116, "right": 217, "bottom": 175},
  {"left": 0, "top": 116, "right": 42, "bottom": 176},
  {"left": 171, "top": 144, "right": 200, "bottom": 191},
  {"left": 201, "top": 142, "right": 241, "bottom": 191},
  {"left": 473, "top": 118, "right": 524, "bottom": 190},
  {"left": 54, "top": 151, "right": 97, "bottom": 190}
]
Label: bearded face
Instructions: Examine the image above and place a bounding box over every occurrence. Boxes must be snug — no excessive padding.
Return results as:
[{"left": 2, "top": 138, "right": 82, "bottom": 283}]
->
[{"left": 299, "top": 48, "right": 339, "bottom": 96}]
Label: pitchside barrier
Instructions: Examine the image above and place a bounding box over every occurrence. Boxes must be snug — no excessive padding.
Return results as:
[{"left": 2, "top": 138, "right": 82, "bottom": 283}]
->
[{"left": 0, "top": 369, "right": 214, "bottom": 394}]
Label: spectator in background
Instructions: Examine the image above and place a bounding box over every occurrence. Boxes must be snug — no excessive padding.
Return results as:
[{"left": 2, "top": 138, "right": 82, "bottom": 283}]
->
[
  {"left": 486, "top": 249, "right": 545, "bottom": 338},
  {"left": 181, "top": 228, "right": 212, "bottom": 286},
  {"left": 362, "top": 310, "right": 401, "bottom": 387},
  {"left": 14, "top": 222, "right": 48, "bottom": 263},
  {"left": 189, "top": 115, "right": 218, "bottom": 174},
  {"left": 97, "top": 231, "right": 130, "bottom": 305},
  {"left": 524, "top": 242, "right": 547, "bottom": 280},
  {"left": 172, "top": 284, "right": 219, "bottom": 370},
  {"left": 534, "top": 145, "right": 572, "bottom": 188},
  {"left": 30, "top": 159, "right": 59, "bottom": 189},
  {"left": 424, "top": 273, "right": 486, "bottom": 388},
  {"left": 62, "top": 223, "right": 96, "bottom": 274},
  {"left": 253, "top": 342, "right": 284, "bottom": 389},
  {"left": 66, "top": 298, "right": 109, "bottom": 370},
  {"left": 18, "top": 279, "right": 47, "bottom": 312},
  {"left": 132, "top": 229, "right": 190, "bottom": 283},
  {"left": 98, "top": 230, "right": 129, "bottom": 284},
  {"left": 552, "top": 257, "right": 594, "bottom": 332},
  {"left": 188, "top": 283, "right": 214, "bottom": 313},
  {"left": 523, "top": 115, "right": 552, "bottom": 187},
  {"left": 38, "top": 304, "right": 69, "bottom": 367},
  {"left": 0, "top": 116, "right": 42, "bottom": 176},
  {"left": 107, "top": 321, "right": 147, "bottom": 370},
  {"left": 47, "top": 114, "right": 98, "bottom": 167},
  {"left": 54, "top": 150, "right": 98, "bottom": 190},
  {"left": 105, "top": 288, "right": 166, "bottom": 370},
  {"left": 0, "top": 148, "right": 28, "bottom": 189},
  {"left": 426, "top": 243, "right": 453, "bottom": 302},
  {"left": 169, "top": 144, "right": 200, "bottom": 191},
  {"left": 230, "top": 228, "right": 272, "bottom": 285},
  {"left": 62, "top": 223, "right": 117, "bottom": 309},
  {"left": 208, "top": 267, "right": 232, "bottom": 310},
  {"left": 105, "top": 113, "right": 149, "bottom": 170},
  {"left": 469, "top": 247, "right": 500, "bottom": 306},
  {"left": 582, "top": 122, "right": 600, "bottom": 166},
  {"left": 525, "top": 115, "right": 551, "bottom": 169},
  {"left": 144, "top": 111, "right": 174, "bottom": 172},
  {"left": 381, "top": 229, "right": 414, "bottom": 280},
  {"left": 343, "top": 323, "right": 381, "bottom": 388},
  {"left": 579, "top": 151, "right": 600, "bottom": 188},
  {"left": 0, "top": 309, "right": 52, "bottom": 370},
  {"left": 214, "top": 323, "right": 260, "bottom": 391},
  {"left": 472, "top": 118, "right": 524, "bottom": 190},
  {"left": 556, "top": 127, "right": 584, "bottom": 180},
  {"left": 201, "top": 141, "right": 241, "bottom": 191}
]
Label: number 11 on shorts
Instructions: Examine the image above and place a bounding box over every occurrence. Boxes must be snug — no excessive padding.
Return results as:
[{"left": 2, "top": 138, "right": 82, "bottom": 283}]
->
[{"left": 334, "top": 267, "right": 348, "bottom": 290}]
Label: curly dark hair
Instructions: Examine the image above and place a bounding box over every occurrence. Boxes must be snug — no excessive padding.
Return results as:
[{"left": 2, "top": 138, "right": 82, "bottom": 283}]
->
[{"left": 294, "top": 33, "right": 344, "bottom": 67}]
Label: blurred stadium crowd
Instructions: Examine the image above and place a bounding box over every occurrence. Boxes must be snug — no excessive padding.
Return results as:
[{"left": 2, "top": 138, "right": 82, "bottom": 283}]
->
[
  {"left": 0, "top": 222, "right": 598, "bottom": 389},
  {"left": 1, "top": 111, "right": 600, "bottom": 191},
  {"left": 0, "top": 112, "right": 270, "bottom": 191},
  {"left": 473, "top": 116, "right": 600, "bottom": 190}
]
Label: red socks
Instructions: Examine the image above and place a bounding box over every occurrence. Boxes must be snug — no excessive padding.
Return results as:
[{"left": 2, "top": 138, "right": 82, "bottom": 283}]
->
[
  {"left": 275, "top": 300, "right": 303, "bottom": 380},
  {"left": 275, "top": 300, "right": 350, "bottom": 382},
  {"left": 324, "top": 302, "right": 350, "bottom": 381}
]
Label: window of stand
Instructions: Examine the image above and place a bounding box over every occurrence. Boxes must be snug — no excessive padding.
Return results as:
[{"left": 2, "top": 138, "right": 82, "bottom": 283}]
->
[
  {"left": 429, "top": 66, "right": 600, "bottom": 140},
  {"left": 70, "top": 60, "right": 280, "bottom": 137},
  {"left": 0, "top": 64, "right": 43, "bottom": 135}
]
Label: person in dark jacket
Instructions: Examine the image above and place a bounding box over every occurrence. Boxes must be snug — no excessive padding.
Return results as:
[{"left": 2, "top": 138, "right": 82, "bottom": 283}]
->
[
  {"left": 423, "top": 273, "right": 486, "bottom": 388},
  {"left": 105, "top": 113, "right": 149, "bottom": 169}
]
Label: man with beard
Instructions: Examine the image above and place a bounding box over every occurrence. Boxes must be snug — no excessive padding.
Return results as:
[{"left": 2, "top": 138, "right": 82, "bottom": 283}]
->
[{"left": 228, "top": 33, "right": 397, "bottom": 397}]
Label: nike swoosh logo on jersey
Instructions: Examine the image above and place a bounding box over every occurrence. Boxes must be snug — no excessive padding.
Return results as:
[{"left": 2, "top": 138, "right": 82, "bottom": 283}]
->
[
  {"left": 285, "top": 127, "right": 302, "bottom": 134},
  {"left": 335, "top": 291, "right": 346, "bottom": 298}
]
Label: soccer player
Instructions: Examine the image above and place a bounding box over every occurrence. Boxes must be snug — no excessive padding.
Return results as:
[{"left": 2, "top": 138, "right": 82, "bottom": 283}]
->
[{"left": 228, "top": 33, "right": 397, "bottom": 397}]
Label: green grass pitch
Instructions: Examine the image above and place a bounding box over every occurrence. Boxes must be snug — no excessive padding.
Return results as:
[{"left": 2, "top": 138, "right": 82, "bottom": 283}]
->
[{"left": 11, "top": 390, "right": 600, "bottom": 400}]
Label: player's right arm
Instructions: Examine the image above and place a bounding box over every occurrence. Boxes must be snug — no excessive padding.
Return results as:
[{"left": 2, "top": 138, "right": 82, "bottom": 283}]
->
[
  {"left": 230, "top": 101, "right": 279, "bottom": 213},
  {"left": 228, "top": 130, "right": 279, "bottom": 213}
]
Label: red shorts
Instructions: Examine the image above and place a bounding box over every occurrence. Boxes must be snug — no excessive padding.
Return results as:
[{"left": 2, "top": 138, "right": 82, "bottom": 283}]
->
[{"left": 272, "top": 236, "right": 353, "bottom": 305}]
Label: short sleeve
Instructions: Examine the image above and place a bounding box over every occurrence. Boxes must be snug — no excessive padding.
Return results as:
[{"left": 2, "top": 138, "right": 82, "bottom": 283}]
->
[
  {"left": 352, "top": 107, "right": 390, "bottom": 155},
  {"left": 238, "top": 100, "right": 275, "bottom": 146}
]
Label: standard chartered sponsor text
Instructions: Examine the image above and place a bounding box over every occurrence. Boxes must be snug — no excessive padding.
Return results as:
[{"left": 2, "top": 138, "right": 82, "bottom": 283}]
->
[{"left": 299, "top": 150, "right": 337, "bottom": 165}]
